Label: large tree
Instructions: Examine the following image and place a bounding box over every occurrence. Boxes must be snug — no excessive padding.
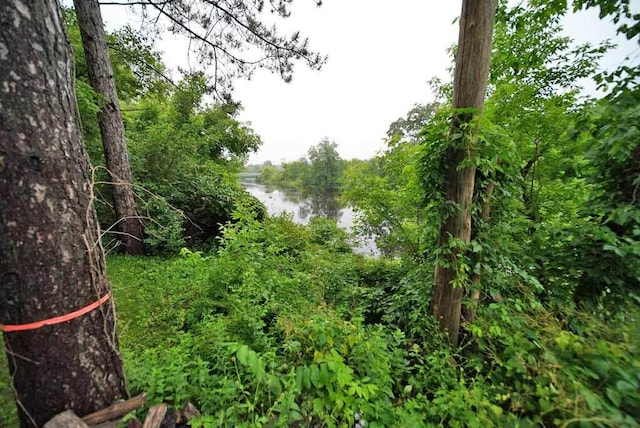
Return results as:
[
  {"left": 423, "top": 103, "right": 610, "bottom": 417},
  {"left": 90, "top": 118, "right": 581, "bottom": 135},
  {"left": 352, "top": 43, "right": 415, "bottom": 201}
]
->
[
  {"left": 74, "top": 0, "right": 145, "bottom": 255},
  {"left": 431, "top": 0, "right": 497, "bottom": 346},
  {"left": 0, "top": 1, "right": 127, "bottom": 426},
  {"left": 306, "top": 139, "right": 343, "bottom": 191}
]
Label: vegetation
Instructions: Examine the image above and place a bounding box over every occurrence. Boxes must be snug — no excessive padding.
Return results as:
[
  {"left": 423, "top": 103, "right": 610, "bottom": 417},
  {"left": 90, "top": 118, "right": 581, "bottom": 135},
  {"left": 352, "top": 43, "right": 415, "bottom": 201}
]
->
[
  {"left": 2, "top": 0, "right": 639, "bottom": 426},
  {"left": 65, "top": 8, "right": 265, "bottom": 255},
  {"left": 257, "top": 139, "right": 347, "bottom": 192},
  {"left": 74, "top": 0, "right": 145, "bottom": 254},
  {"left": 31, "top": 213, "right": 640, "bottom": 426}
]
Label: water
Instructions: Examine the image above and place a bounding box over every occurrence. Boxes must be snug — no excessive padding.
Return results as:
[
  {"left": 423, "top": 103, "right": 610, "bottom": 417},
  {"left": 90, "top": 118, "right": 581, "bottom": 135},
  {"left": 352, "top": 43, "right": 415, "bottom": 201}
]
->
[{"left": 241, "top": 181, "right": 378, "bottom": 256}]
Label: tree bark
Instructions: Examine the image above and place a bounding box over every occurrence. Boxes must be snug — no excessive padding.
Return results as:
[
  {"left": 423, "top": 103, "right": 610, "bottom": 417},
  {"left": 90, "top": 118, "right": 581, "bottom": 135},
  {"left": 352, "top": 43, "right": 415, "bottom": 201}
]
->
[
  {"left": 0, "top": 1, "right": 127, "bottom": 426},
  {"left": 431, "top": 0, "right": 496, "bottom": 346},
  {"left": 73, "top": 0, "right": 145, "bottom": 255}
]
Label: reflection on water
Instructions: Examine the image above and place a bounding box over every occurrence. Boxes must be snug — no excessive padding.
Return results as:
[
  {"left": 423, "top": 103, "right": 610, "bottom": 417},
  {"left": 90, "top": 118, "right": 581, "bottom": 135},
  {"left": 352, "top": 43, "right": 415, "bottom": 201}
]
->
[
  {"left": 241, "top": 181, "right": 378, "bottom": 256},
  {"left": 297, "top": 192, "right": 343, "bottom": 223}
]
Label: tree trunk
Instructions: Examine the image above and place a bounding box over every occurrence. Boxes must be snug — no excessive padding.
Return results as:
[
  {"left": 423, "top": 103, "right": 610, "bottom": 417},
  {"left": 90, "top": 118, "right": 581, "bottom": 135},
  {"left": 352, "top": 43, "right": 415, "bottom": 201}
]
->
[
  {"left": 431, "top": 0, "right": 496, "bottom": 346},
  {"left": 0, "top": 1, "right": 127, "bottom": 426},
  {"left": 73, "top": 0, "right": 145, "bottom": 255}
]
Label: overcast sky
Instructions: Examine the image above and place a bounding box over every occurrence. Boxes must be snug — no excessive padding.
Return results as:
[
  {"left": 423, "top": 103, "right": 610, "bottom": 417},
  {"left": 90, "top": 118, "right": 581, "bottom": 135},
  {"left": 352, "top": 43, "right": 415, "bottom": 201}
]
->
[{"left": 99, "top": 1, "right": 639, "bottom": 165}]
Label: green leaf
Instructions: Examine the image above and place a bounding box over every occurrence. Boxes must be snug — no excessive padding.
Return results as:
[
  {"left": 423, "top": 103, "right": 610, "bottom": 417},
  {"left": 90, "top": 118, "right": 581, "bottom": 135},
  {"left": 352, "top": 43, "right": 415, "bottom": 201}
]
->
[
  {"left": 582, "top": 389, "right": 602, "bottom": 411},
  {"left": 236, "top": 345, "right": 249, "bottom": 366},
  {"left": 616, "top": 380, "right": 637, "bottom": 394},
  {"left": 490, "top": 404, "right": 504, "bottom": 417},
  {"left": 268, "top": 374, "right": 282, "bottom": 397},
  {"left": 310, "top": 364, "right": 320, "bottom": 387},
  {"left": 606, "top": 387, "right": 622, "bottom": 407},
  {"left": 295, "top": 367, "right": 304, "bottom": 392}
]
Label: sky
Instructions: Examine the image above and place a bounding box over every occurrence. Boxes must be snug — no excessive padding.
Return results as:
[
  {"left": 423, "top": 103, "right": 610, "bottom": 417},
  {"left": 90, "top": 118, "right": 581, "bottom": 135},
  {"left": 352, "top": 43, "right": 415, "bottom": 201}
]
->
[{"left": 98, "top": 1, "right": 639, "bottom": 165}]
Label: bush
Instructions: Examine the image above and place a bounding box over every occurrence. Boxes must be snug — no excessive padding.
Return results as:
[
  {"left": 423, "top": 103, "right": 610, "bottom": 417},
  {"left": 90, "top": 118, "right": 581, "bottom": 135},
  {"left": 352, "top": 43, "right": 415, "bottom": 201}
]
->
[{"left": 100, "top": 208, "right": 640, "bottom": 427}]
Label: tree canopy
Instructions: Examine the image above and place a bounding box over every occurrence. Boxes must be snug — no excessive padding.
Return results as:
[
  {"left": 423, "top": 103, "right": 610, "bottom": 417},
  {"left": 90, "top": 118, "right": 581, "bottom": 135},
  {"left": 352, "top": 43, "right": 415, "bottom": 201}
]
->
[{"left": 99, "top": 0, "right": 327, "bottom": 98}]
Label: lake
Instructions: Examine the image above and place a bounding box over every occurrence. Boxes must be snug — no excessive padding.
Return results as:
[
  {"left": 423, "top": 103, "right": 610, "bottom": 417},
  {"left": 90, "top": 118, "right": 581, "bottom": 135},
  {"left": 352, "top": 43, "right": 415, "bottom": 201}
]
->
[{"left": 240, "top": 181, "right": 378, "bottom": 256}]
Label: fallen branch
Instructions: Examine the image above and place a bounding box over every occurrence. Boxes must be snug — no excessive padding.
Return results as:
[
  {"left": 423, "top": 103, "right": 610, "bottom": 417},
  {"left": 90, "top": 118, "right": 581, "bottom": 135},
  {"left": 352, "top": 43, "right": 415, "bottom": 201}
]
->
[
  {"left": 82, "top": 393, "right": 147, "bottom": 425},
  {"left": 142, "top": 404, "right": 168, "bottom": 428}
]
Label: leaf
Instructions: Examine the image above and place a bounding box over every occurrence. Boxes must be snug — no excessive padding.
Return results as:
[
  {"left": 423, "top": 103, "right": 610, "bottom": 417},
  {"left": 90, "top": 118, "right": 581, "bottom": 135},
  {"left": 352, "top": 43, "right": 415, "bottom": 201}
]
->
[
  {"left": 236, "top": 345, "right": 249, "bottom": 366},
  {"left": 319, "top": 363, "right": 330, "bottom": 386},
  {"left": 616, "top": 380, "right": 637, "bottom": 394},
  {"left": 295, "top": 367, "right": 304, "bottom": 392},
  {"left": 582, "top": 389, "right": 602, "bottom": 411},
  {"left": 491, "top": 405, "right": 504, "bottom": 417},
  {"left": 268, "top": 374, "right": 282, "bottom": 397},
  {"left": 606, "top": 387, "right": 622, "bottom": 407},
  {"left": 302, "top": 367, "right": 311, "bottom": 390},
  {"left": 310, "top": 364, "right": 320, "bottom": 387}
]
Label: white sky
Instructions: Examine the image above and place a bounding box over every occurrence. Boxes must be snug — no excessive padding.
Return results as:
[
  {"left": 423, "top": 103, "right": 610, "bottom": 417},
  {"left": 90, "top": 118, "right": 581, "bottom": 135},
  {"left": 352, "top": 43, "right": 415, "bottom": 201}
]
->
[{"left": 98, "top": 1, "right": 639, "bottom": 165}]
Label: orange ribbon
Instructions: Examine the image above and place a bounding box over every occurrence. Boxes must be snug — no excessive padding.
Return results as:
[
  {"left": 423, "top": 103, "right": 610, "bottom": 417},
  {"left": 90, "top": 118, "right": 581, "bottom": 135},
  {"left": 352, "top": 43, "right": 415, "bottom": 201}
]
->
[{"left": 0, "top": 292, "right": 111, "bottom": 333}]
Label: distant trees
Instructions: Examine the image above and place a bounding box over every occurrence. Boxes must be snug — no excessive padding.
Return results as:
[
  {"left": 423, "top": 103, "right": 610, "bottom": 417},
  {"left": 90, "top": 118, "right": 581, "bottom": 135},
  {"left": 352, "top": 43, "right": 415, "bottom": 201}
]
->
[
  {"left": 258, "top": 139, "right": 345, "bottom": 191},
  {"left": 0, "top": 1, "right": 126, "bottom": 425}
]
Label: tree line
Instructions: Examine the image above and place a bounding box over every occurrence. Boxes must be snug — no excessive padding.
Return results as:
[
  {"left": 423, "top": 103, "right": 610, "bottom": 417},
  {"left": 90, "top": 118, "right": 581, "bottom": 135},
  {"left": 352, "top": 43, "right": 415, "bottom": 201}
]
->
[{"left": 251, "top": 139, "right": 347, "bottom": 192}]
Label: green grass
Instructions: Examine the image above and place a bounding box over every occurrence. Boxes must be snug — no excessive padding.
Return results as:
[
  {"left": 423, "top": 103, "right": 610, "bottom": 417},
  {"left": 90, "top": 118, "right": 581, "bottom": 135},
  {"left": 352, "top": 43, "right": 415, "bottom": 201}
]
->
[{"left": 0, "top": 345, "right": 18, "bottom": 427}]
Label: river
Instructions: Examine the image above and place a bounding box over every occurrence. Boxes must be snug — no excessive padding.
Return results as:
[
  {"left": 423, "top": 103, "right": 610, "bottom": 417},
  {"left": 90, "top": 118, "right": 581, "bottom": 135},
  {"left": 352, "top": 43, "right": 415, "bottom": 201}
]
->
[{"left": 240, "top": 181, "right": 378, "bottom": 256}]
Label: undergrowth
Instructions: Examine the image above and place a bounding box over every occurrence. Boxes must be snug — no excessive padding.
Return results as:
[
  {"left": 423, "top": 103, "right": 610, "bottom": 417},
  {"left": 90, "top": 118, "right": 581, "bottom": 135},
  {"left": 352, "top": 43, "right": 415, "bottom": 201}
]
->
[
  {"left": 1, "top": 211, "right": 638, "bottom": 426},
  {"left": 105, "top": 210, "right": 639, "bottom": 427}
]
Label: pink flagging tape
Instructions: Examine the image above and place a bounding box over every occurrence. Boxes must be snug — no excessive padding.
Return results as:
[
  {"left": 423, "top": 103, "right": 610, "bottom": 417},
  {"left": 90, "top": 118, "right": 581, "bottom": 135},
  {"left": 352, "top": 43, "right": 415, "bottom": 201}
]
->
[{"left": 0, "top": 292, "right": 111, "bottom": 333}]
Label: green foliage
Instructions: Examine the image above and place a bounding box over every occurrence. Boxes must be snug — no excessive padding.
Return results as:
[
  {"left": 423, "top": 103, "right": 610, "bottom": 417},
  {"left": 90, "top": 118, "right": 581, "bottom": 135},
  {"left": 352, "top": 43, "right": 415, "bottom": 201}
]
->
[
  {"left": 0, "top": 352, "right": 17, "bottom": 427},
  {"left": 95, "top": 199, "right": 640, "bottom": 427},
  {"left": 492, "top": 0, "right": 611, "bottom": 94},
  {"left": 306, "top": 139, "right": 345, "bottom": 191},
  {"left": 343, "top": 132, "right": 430, "bottom": 259},
  {"left": 570, "top": 87, "right": 640, "bottom": 302},
  {"left": 469, "top": 296, "right": 640, "bottom": 426},
  {"left": 63, "top": 8, "right": 264, "bottom": 253},
  {"left": 259, "top": 159, "right": 309, "bottom": 189},
  {"left": 387, "top": 103, "right": 440, "bottom": 142},
  {"left": 308, "top": 217, "right": 352, "bottom": 253},
  {"left": 414, "top": 0, "right": 633, "bottom": 315},
  {"left": 122, "top": 83, "right": 266, "bottom": 252},
  {"left": 107, "top": 215, "right": 399, "bottom": 426},
  {"left": 121, "top": 80, "right": 264, "bottom": 252},
  {"left": 138, "top": 196, "right": 186, "bottom": 255},
  {"left": 63, "top": 7, "right": 169, "bottom": 102},
  {"left": 258, "top": 139, "right": 345, "bottom": 193},
  {"left": 0, "top": 3, "right": 632, "bottom": 427}
]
